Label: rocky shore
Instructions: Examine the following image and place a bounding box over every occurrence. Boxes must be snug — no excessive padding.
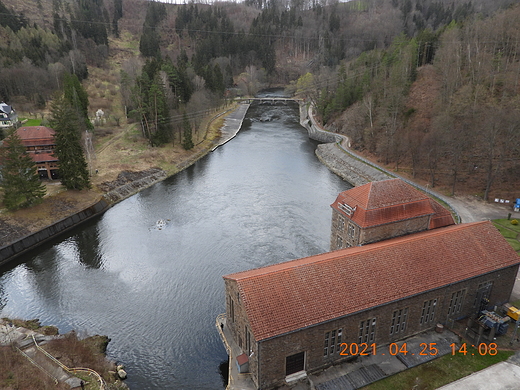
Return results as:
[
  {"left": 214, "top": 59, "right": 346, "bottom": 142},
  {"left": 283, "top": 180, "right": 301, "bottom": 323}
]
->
[{"left": 0, "top": 318, "right": 127, "bottom": 389}]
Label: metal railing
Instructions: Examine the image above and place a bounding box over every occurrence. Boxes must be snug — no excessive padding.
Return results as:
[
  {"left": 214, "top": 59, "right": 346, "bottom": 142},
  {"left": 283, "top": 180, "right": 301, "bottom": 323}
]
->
[
  {"left": 16, "top": 346, "right": 59, "bottom": 385},
  {"left": 28, "top": 335, "right": 107, "bottom": 390}
]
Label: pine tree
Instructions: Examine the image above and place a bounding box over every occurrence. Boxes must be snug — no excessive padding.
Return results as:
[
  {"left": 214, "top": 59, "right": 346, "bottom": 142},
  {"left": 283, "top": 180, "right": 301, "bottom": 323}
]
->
[
  {"left": 63, "top": 72, "right": 93, "bottom": 130},
  {"left": 182, "top": 112, "right": 193, "bottom": 150},
  {"left": 49, "top": 93, "right": 91, "bottom": 190},
  {"left": 0, "top": 130, "right": 46, "bottom": 210}
]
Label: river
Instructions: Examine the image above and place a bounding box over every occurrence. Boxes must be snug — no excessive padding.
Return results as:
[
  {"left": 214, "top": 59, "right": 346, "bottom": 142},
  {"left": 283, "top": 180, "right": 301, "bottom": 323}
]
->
[{"left": 0, "top": 95, "right": 351, "bottom": 389}]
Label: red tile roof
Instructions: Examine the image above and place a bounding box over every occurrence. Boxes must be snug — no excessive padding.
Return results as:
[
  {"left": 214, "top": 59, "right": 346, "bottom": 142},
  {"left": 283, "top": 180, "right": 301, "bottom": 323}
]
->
[
  {"left": 33, "top": 152, "right": 58, "bottom": 163},
  {"left": 428, "top": 199, "right": 455, "bottom": 229},
  {"left": 224, "top": 221, "right": 520, "bottom": 341},
  {"left": 15, "top": 126, "right": 55, "bottom": 145},
  {"left": 331, "top": 179, "right": 443, "bottom": 228}
]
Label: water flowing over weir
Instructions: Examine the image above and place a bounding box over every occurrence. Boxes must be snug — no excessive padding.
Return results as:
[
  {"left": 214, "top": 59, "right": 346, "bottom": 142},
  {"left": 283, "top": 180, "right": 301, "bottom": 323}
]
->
[{"left": 0, "top": 92, "right": 352, "bottom": 389}]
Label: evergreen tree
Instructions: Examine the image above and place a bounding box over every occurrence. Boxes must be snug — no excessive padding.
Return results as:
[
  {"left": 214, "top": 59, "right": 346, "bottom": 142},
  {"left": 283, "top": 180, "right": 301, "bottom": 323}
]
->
[
  {"left": 72, "top": 0, "right": 108, "bottom": 45},
  {"left": 182, "top": 112, "right": 193, "bottom": 150},
  {"left": 112, "top": 0, "right": 123, "bottom": 37},
  {"left": 0, "top": 130, "right": 46, "bottom": 210},
  {"left": 139, "top": 1, "right": 166, "bottom": 58},
  {"left": 63, "top": 72, "right": 92, "bottom": 130},
  {"left": 49, "top": 93, "right": 91, "bottom": 190}
]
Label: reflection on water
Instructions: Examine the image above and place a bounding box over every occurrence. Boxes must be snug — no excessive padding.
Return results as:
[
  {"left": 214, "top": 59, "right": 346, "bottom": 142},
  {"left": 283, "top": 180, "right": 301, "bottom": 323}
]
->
[{"left": 0, "top": 98, "right": 351, "bottom": 389}]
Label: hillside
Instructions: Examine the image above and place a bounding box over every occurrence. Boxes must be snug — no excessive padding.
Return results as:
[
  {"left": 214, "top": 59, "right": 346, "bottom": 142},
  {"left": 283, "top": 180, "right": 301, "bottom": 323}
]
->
[{"left": 0, "top": 0, "right": 518, "bottom": 204}]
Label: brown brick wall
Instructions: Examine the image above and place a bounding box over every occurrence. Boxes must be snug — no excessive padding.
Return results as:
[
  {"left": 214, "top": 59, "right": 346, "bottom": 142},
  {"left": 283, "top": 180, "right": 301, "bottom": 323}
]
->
[
  {"left": 224, "top": 279, "right": 260, "bottom": 387},
  {"left": 330, "top": 209, "right": 431, "bottom": 250},
  {"left": 360, "top": 216, "right": 430, "bottom": 245},
  {"left": 253, "top": 265, "right": 518, "bottom": 389},
  {"left": 330, "top": 210, "right": 361, "bottom": 250}
]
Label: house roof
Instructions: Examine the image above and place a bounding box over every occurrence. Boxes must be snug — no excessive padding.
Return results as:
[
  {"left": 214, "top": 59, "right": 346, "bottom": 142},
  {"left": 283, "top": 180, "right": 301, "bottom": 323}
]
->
[
  {"left": 33, "top": 152, "right": 58, "bottom": 163},
  {"left": 428, "top": 198, "right": 455, "bottom": 229},
  {"left": 224, "top": 221, "right": 520, "bottom": 341},
  {"left": 330, "top": 179, "right": 451, "bottom": 228},
  {"left": 15, "top": 126, "right": 55, "bottom": 144},
  {"left": 0, "top": 103, "right": 13, "bottom": 114}
]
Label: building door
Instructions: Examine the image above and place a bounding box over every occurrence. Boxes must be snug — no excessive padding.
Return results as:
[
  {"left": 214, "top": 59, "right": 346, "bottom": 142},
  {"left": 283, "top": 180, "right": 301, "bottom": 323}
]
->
[{"left": 285, "top": 351, "right": 305, "bottom": 376}]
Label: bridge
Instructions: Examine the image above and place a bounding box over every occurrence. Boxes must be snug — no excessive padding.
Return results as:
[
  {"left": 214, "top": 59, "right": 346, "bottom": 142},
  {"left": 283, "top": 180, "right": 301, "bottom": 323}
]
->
[{"left": 235, "top": 97, "right": 302, "bottom": 105}]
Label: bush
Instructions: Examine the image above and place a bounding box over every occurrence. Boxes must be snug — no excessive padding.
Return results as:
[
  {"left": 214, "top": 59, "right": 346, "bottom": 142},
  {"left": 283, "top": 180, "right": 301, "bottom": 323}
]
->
[{"left": 511, "top": 219, "right": 518, "bottom": 225}]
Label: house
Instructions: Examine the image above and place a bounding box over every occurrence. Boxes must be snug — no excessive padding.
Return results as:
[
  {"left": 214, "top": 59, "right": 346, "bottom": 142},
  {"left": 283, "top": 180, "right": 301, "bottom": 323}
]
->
[
  {"left": 0, "top": 102, "right": 18, "bottom": 129},
  {"left": 330, "top": 179, "right": 455, "bottom": 250},
  {"left": 220, "top": 221, "right": 520, "bottom": 389},
  {"left": 14, "top": 126, "right": 58, "bottom": 179}
]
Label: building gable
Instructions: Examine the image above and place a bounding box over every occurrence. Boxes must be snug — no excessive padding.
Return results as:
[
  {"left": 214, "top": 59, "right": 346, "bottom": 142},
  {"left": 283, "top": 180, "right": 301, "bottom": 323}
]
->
[
  {"left": 331, "top": 179, "right": 437, "bottom": 228},
  {"left": 224, "top": 221, "right": 520, "bottom": 342}
]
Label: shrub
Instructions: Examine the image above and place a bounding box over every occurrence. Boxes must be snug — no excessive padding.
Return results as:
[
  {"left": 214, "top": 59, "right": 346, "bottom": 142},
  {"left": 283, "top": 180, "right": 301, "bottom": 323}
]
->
[{"left": 511, "top": 219, "right": 518, "bottom": 225}]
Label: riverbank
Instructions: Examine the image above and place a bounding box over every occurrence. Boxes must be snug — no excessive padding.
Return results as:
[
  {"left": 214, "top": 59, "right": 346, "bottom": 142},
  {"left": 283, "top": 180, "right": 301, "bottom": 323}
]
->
[
  {"left": 0, "top": 318, "right": 127, "bottom": 390},
  {"left": 0, "top": 104, "right": 241, "bottom": 266}
]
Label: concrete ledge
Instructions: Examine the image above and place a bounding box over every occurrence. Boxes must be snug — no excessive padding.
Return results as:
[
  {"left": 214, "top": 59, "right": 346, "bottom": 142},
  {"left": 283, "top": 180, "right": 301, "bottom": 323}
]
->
[{"left": 0, "top": 198, "right": 109, "bottom": 266}]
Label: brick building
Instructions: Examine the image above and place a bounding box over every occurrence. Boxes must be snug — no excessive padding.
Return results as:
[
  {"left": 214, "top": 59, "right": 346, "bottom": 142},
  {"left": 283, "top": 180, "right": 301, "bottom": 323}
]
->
[
  {"left": 330, "top": 179, "right": 455, "bottom": 250},
  {"left": 221, "top": 221, "right": 520, "bottom": 389},
  {"left": 14, "top": 126, "right": 58, "bottom": 179}
]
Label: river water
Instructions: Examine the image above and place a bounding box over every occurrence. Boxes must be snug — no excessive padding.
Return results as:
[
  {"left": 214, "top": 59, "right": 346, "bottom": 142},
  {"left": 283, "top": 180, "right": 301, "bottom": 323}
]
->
[{"left": 0, "top": 96, "right": 351, "bottom": 389}]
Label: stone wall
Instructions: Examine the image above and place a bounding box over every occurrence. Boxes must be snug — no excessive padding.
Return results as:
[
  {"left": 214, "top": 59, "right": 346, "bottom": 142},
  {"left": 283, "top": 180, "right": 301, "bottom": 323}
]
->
[
  {"left": 299, "top": 102, "right": 391, "bottom": 187},
  {"left": 103, "top": 169, "right": 167, "bottom": 203},
  {"left": 225, "top": 279, "right": 260, "bottom": 387},
  {"left": 0, "top": 199, "right": 109, "bottom": 266},
  {"left": 299, "top": 103, "right": 343, "bottom": 144}
]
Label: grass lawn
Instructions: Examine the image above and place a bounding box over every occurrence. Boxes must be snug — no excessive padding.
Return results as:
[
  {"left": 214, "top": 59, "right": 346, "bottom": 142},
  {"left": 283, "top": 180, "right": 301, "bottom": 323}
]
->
[
  {"left": 493, "top": 219, "right": 520, "bottom": 254},
  {"left": 20, "top": 118, "right": 42, "bottom": 126},
  {"left": 362, "top": 347, "right": 514, "bottom": 390}
]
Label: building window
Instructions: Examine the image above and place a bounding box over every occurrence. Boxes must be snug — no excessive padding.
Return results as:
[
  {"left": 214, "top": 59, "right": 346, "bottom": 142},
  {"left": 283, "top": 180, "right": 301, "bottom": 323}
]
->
[
  {"left": 245, "top": 326, "right": 252, "bottom": 355},
  {"left": 323, "top": 332, "right": 329, "bottom": 356},
  {"left": 338, "top": 216, "right": 345, "bottom": 231},
  {"left": 347, "top": 223, "right": 355, "bottom": 239},
  {"left": 230, "top": 297, "right": 235, "bottom": 323},
  {"left": 448, "top": 290, "right": 466, "bottom": 315},
  {"left": 286, "top": 351, "right": 305, "bottom": 376},
  {"left": 358, "top": 318, "right": 376, "bottom": 343},
  {"left": 474, "top": 281, "right": 493, "bottom": 310},
  {"left": 324, "top": 328, "right": 342, "bottom": 357},
  {"left": 420, "top": 299, "right": 437, "bottom": 325},
  {"left": 336, "top": 236, "right": 343, "bottom": 248},
  {"left": 390, "top": 308, "right": 408, "bottom": 335}
]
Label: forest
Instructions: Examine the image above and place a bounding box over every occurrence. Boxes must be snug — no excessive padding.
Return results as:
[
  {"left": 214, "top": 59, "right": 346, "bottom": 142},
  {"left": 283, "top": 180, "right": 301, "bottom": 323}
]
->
[{"left": 0, "top": 0, "right": 519, "bottom": 200}]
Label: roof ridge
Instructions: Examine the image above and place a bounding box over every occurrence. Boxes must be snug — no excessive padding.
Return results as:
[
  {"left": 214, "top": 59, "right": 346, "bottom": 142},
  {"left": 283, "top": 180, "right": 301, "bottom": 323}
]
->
[{"left": 225, "top": 222, "right": 490, "bottom": 281}]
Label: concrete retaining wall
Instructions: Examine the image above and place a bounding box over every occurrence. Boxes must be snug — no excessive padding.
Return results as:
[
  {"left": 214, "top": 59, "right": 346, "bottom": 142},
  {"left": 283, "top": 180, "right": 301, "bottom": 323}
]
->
[
  {"left": 299, "top": 103, "right": 343, "bottom": 144},
  {"left": 299, "top": 103, "right": 391, "bottom": 186},
  {"left": 0, "top": 199, "right": 109, "bottom": 266}
]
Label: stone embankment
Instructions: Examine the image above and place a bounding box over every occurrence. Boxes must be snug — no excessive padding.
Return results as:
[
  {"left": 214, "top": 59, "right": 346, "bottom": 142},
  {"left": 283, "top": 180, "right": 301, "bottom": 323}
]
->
[{"left": 299, "top": 103, "right": 391, "bottom": 186}]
